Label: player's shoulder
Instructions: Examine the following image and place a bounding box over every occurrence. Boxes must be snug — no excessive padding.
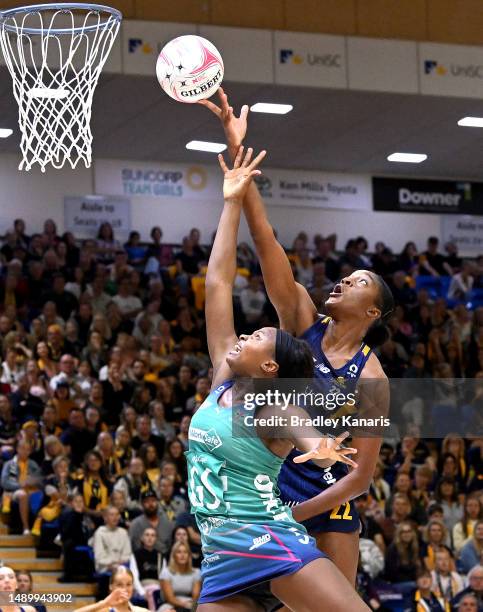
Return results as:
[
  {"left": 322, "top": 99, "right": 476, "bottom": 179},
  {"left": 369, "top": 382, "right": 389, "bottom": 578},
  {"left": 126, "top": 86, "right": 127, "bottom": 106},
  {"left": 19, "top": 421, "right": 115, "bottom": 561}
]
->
[{"left": 361, "top": 352, "right": 387, "bottom": 381}]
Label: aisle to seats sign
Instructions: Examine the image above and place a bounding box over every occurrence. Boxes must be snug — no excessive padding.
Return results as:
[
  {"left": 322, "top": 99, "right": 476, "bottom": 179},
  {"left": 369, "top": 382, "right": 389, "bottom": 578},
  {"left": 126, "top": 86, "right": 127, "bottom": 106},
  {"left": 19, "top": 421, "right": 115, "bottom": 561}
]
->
[{"left": 64, "top": 195, "right": 131, "bottom": 238}]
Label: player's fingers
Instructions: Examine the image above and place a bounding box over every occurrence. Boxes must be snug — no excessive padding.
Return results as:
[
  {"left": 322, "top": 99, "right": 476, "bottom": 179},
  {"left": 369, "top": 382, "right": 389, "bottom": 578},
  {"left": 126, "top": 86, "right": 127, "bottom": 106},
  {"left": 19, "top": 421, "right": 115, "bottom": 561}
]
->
[
  {"left": 198, "top": 99, "right": 222, "bottom": 116},
  {"left": 219, "top": 88, "right": 230, "bottom": 112},
  {"left": 293, "top": 450, "right": 316, "bottom": 463},
  {"left": 340, "top": 456, "right": 358, "bottom": 469},
  {"left": 338, "top": 447, "right": 358, "bottom": 455},
  {"left": 233, "top": 145, "right": 244, "bottom": 168},
  {"left": 240, "top": 104, "right": 249, "bottom": 121},
  {"left": 218, "top": 154, "right": 229, "bottom": 173},
  {"left": 248, "top": 170, "right": 262, "bottom": 178},
  {"left": 242, "top": 147, "right": 253, "bottom": 167},
  {"left": 248, "top": 149, "right": 266, "bottom": 170}
]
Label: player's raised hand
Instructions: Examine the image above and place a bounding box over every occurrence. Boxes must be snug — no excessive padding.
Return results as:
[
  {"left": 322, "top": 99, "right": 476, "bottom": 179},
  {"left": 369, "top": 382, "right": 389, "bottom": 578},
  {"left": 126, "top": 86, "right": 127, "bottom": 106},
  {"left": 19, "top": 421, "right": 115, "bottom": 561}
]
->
[
  {"left": 293, "top": 432, "right": 358, "bottom": 469},
  {"left": 199, "top": 87, "right": 249, "bottom": 157},
  {"left": 218, "top": 145, "right": 266, "bottom": 202}
]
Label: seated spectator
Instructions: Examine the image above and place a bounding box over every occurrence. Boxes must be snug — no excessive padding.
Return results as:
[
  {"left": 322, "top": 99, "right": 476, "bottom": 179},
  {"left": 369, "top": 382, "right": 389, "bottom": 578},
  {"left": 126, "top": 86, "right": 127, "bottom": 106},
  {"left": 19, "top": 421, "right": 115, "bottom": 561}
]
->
[
  {"left": 111, "top": 488, "right": 139, "bottom": 529},
  {"left": 130, "top": 526, "right": 162, "bottom": 611},
  {"left": 51, "top": 381, "right": 76, "bottom": 423},
  {"left": 114, "top": 457, "right": 154, "bottom": 512},
  {"left": 131, "top": 415, "right": 165, "bottom": 458},
  {"left": 150, "top": 401, "right": 175, "bottom": 443},
  {"left": 431, "top": 548, "right": 465, "bottom": 609},
  {"left": 158, "top": 477, "right": 186, "bottom": 523},
  {"left": 85, "top": 405, "right": 108, "bottom": 439},
  {"left": 96, "top": 222, "right": 121, "bottom": 265},
  {"left": 374, "top": 492, "right": 413, "bottom": 544},
  {"left": 448, "top": 261, "right": 475, "bottom": 301},
  {"left": 410, "top": 465, "right": 433, "bottom": 525},
  {"left": 171, "top": 525, "right": 201, "bottom": 568},
  {"left": 185, "top": 377, "right": 210, "bottom": 415},
  {"left": 454, "top": 494, "right": 483, "bottom": 554},
  {"left": 423, "top": 519, "right": 453, "bottom": 571},
  {"left": 0, "top": 346, "right": 25, "bottom": 391},
  {"left": 60, "top": 408, "right": 96, "bottom": 467},
  {"left": 39, "top": 403, "right": 61, "bottom": 439},
  {"left": 159, "top": 542, "right": 201, "bottom": 612},
  {"left": 114, "top": 426, "right": 134, "bottom": 472},
  {"left": 138, "top": 443, "right": 161, "bottom": 488},
  {"left": 32, "top": 454, "right": 73, "bottom": 536},
  {"left": 129, "top": 490, "right": 173, "bottom": 556},
  {"left": 73, "top": 449, "right": 111, "bottom": 525},
  {"left": 120, "top": 405, "right": 138, "bottom": 437},
  {"left": 384, "top": 522, "right": 421, "bottom": 585},
  {"left": 1, "top": 439, "right": 43, "bottom": 533},
  {"left": 412, "top": 568, "right": 444, "bottom": 612},
  {"left": 386, "top": 471, "right": 414, "bottom": 516},
  {"left": 92, "top": 505, "right": 132, "bottom": 574},
  {"left": 0, "top": 394, "right": 17, "bottom": 456},
  {"left": 450, "top": 564, "right": 483, "bottom": 612},
  {"left": 165, "top": 439, "right": 188, "bottom": 484},
  {"left": 434, "top": 475, "right": 464, "bottom": 531},
  {"left": 419, "top": 237, "right": 452, "bottom": 277},
  {"left": 15, "top": 570, "right": 47, "bottom": 612},
  {"left": 112, "top": 276, "right": 143, "bottom": 324},
  {"left": 58, "top": 492, "right": 96, "bottom": 582},
  {"left": 96, "top": 431, "right": 122, "bottom": 484},
  {"left": 40, "top": 435, "right": 64, "bottom": 476},
  {"left": 460, "top": 520, "right": 483, "bottom": 574},
  {"left": 441, "top": 433, "right": 469, "bottom": 485}
]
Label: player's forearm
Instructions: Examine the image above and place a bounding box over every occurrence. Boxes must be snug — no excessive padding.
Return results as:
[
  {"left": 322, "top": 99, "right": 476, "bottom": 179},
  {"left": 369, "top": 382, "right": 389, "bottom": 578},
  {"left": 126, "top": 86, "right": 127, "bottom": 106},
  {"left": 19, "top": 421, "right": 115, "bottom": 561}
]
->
[
  {"left": 291, "top": 469, "right": 369, "bottom": 522},
  {"left": 206, "top": 198, "right": 242, "bottom": 289}
]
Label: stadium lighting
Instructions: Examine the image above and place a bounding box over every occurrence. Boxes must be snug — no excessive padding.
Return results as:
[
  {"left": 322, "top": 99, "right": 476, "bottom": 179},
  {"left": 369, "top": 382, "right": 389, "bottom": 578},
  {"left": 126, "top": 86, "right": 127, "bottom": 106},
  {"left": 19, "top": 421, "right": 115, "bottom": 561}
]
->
[
  {"left": 250, "top": 103, "right": 293, "bottom": 114},
  {"left": 0, "top": 129, "right": 13, "bottom": 138},
  {"left": 457, "top": 116, "right": 483, "bottom": 127},
  {"left": 186, "top": 140, "right": 227, "bottom": 153},
  {"left": 387, "top": 152, "right": 427, "bottom": 163}
]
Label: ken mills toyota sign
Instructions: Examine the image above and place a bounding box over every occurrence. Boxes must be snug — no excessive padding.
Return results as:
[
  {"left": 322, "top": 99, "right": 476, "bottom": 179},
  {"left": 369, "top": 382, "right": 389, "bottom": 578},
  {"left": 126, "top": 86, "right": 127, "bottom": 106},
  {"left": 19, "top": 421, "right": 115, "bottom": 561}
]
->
[{"left": 372, "top": 177, "right": 483, "bottom": 215}]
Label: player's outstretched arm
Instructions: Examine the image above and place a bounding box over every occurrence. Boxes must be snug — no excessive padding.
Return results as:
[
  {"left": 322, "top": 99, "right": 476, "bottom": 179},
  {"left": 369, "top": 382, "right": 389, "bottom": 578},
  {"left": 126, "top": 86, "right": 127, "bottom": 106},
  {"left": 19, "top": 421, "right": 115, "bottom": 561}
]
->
[
  {"left": 206, "top": 146, "right": 266, "bottom": 381},
  {"left": 200, "top": 88, "right": 317, "bottom": 335}
]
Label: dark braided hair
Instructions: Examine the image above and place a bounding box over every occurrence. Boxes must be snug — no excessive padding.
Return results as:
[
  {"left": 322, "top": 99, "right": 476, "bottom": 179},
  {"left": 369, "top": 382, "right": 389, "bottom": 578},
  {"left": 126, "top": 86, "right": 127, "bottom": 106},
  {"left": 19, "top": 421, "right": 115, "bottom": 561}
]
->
[{"left": 362, "top": 274, "right": 395, "bottom": 348}]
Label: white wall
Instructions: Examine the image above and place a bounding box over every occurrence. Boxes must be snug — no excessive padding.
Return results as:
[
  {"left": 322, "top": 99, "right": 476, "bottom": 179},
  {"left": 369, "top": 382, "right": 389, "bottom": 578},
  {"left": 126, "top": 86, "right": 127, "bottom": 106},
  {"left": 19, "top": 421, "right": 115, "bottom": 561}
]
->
[
  {"left": 0, "top": 153, "right": 443, "bottom": 253},
  {"left": 0, "top": 154, "right": 92, "bottom": 235}
]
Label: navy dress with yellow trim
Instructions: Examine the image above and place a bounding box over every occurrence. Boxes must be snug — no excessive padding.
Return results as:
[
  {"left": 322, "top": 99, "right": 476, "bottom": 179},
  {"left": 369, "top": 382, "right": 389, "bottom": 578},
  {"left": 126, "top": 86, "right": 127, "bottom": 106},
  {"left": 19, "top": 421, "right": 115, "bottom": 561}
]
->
[{"left": 278, "top": 316, "right": 372, "bottom": 534}]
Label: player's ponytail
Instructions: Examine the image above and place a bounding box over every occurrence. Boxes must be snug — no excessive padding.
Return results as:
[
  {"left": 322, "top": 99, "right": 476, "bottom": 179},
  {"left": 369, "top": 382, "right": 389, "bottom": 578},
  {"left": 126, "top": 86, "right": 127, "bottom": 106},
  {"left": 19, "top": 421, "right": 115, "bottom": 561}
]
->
[
  {"left": 275, "top": 329, "right": 313, "bottom": 378},
  {"left": 363, "top": 275, "right": 394, "bottom": 349}
]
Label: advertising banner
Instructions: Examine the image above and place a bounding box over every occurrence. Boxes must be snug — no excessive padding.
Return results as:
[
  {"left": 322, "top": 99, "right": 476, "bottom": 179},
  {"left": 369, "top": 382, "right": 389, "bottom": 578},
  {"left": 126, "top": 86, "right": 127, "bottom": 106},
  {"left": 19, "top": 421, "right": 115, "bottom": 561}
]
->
[{"left": 64, "top": 195, "right": 131, "bottom": 237}]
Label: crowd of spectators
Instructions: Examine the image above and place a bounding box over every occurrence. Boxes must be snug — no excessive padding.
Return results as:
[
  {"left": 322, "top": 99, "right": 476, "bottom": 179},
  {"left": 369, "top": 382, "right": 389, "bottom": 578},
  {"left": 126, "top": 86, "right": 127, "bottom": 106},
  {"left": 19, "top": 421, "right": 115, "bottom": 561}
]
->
[{"left": 0, "top": 218, "right": 481, "bottom": 611}]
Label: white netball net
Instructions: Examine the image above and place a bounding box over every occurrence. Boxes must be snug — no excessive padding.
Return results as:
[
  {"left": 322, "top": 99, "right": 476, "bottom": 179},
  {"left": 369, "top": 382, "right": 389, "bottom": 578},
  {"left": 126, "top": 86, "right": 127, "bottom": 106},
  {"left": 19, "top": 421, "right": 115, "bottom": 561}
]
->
[{"left": 0, "top": 3, "right": 121, "bottom": 172}]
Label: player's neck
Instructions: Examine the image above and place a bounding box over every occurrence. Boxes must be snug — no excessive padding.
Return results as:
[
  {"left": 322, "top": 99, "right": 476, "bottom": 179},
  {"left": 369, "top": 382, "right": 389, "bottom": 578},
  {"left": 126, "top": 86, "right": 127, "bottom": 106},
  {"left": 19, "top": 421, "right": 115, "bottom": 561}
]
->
[{"left": 323, "top": 318, "right": 365, "bottom": 355}]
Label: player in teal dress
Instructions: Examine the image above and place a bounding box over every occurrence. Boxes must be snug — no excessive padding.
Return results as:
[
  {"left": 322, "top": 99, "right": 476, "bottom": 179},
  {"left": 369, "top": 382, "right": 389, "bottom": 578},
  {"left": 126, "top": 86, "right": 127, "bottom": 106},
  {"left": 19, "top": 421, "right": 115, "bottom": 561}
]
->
[{"left": 190, "top": 146, "right": 369, "bottom": 611}]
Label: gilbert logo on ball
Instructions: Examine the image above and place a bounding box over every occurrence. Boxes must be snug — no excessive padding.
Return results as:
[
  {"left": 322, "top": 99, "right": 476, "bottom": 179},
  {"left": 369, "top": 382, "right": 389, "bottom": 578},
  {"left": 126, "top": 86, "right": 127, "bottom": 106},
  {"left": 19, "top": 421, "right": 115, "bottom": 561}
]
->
[{"left": 157, "top": 35, "right": 224, "bottom": 103}]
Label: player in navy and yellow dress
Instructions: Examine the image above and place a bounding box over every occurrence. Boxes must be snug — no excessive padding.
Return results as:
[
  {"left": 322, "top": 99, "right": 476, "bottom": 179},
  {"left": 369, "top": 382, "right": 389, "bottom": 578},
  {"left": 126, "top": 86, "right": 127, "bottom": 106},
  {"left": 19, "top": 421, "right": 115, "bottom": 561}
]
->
[
  {"left": 278, "top": 315, "right": 373, "bottom": 536},
  {"left": 200, "top": 88, "right": 393, "bottom": 587}
]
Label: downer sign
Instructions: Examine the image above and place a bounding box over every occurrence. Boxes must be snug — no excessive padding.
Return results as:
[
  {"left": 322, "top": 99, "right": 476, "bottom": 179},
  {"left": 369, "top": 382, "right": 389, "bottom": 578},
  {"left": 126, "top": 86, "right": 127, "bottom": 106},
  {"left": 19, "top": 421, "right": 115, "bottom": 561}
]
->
[{"left": 373, "top": 177, "right": 483, "bottom": 215}]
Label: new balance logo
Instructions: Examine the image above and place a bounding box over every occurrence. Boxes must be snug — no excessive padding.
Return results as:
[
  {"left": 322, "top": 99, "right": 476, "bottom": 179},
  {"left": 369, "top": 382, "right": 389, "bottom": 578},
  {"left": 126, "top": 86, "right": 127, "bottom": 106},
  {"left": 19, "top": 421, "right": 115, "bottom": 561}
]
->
[{"left": 249, "top": 533, "right": 271, "bottom": 551}]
